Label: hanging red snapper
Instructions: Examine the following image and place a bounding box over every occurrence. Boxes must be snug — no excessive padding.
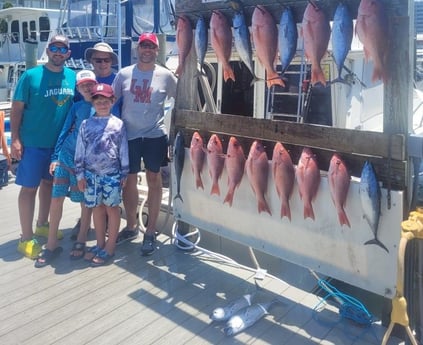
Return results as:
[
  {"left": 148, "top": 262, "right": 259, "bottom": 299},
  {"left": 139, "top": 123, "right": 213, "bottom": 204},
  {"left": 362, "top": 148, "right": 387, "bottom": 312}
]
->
[
  {"left": 272, "top": 142, "right": 295, "bottom": 221},
  {"left": 189, "top": 131, "right": 206, "bottom": 190},
  {"left": 356, "top": 0, "right": 389, "bottom": 83},
  {"left": 175, "top": 15, "right": 193, "bottom": 77},
  {"left": 207, "top": 134, "right": 225, "bottom": 196},
  {"left": 301, "top": 3, "right": 330, "bottom": 86},
  {"left": 210, "top": 10, "right": 235, "bottom": 82},
  {"left": 246, "top": 140, "right": 271, "bottom": 215},
  {"left": 251, "top": 5, "right": 284, "bottom": 88},
  {"left": 328, "top": 153, "right": 351, "bottom": 227},
  {"left": 224, "top": 136, "right": 246, "bottom": 207},
  {"left": 296, "top": 148, "right": 320, "bottom": 220}
]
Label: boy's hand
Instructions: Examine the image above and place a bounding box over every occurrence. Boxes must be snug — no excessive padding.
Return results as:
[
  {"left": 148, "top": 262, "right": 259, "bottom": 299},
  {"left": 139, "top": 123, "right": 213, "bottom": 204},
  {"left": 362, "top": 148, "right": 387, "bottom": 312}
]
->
[
  {"left": 49, "top": 162, "right": 59, "bottom": 175},
  {"left": 121, "top": 177, "right": 127, "bottom": 188},
  {"left": 77, "top": 179, "right": 86, "bottom": 192}
]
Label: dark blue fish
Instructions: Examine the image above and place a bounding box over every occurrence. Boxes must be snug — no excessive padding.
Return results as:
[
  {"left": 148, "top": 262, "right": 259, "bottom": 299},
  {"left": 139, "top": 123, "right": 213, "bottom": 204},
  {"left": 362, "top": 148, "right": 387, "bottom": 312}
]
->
[
  {"left": 278, "top": 7, "right": 298, "bottom": 76},
  {"left": 173, "top": 131, "right": 185, "bottom": 202},
  {"left": 359, "top": 161, "right": 389, "bottom": 253},
  {"left": 331, "top": 3, "right": 353, "bottom": 83},
  {"left": 195, "top": 16, "right": 208, "bottom": 75},
  {"left": 232, "top": 11, "right": 257, "bottom": 80}
]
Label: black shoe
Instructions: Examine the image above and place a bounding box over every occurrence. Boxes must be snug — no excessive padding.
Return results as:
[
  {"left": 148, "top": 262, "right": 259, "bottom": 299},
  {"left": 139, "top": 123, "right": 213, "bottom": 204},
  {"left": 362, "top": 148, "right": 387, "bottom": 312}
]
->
[
  {"left": 116, "top": 227, "right": 139, "bottom": 245},
  {"left": 140, "top": 234, "right": 155, "bottom": 256}
]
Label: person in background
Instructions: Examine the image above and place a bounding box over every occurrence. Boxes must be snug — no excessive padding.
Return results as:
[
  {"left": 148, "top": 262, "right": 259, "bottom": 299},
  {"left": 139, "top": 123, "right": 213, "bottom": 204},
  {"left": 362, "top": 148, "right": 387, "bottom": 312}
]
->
[
  {"left": 74, "top": 83, "right": 129, "bottom": 266},
  {"left": 112, "top": 33, "right": 177, "bottom": 256},
  {"left": 34, "top": 70, "right": 97, "bottom": 268},
  {"left": 71, "top": 42, "right": 121, "bottom": 239},
  {"left": 11, "top": 34, "right": 75, "bottom": 259}
]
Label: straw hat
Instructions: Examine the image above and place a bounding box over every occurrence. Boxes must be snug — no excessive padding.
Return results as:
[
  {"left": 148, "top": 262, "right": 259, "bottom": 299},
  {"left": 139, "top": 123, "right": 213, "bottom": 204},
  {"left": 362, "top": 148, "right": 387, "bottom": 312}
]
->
[{"left": 84, "top": 42, "right": 118, "bottom": 65}]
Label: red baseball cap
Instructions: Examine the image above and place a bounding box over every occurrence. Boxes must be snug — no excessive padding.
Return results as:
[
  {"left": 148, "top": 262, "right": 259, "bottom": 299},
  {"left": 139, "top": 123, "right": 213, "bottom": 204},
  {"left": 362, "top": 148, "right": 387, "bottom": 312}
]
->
[
  {"left": 138, "top": 33, "right": 159, "bottom": 47},
  {"left": 91, "top": 83, "right": 114, "bottom": 98}
]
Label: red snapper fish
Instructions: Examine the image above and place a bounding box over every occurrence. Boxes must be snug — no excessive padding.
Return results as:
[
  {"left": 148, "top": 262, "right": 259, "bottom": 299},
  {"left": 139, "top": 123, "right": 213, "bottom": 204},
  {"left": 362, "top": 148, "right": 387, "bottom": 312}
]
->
[
  {"left": 210, "top": 10, "right": 235, "bottom": 82},
  {"left": 296, "top": 148, "right": 320, "bottom": 220},
  {"left": 175, "top": 15, "right": 193, "bottom": 77},
  {"left": 207, "top": 134, "right": 225, "bottom": 196},
  {"left": 224, "top": 136, "right": 246, "bottom": 207},
  {"left": 246, "top": 140, "right": 271, "bottom": 215},
  {"left": 251, "top": 5, "right": 284, "bottom": 88},
  {"left": 190, "top": 131, "right": 206, "bottom": 190},
  {"left": 328, "top": 153, "right": 351, "bottom": 227},
  {"left": 301, "top": 3, "right": 331, "bottom": 86},
  {"left": 272, "top": 142, "right": 295, "bottom": 221},
  {"left": 356, "top": 0, "right": 389, "bottom": 83}
]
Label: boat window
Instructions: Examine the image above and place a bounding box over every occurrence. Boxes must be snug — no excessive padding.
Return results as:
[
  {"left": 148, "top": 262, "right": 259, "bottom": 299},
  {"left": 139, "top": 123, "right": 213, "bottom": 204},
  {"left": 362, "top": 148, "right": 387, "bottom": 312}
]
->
[
  {"left": 30, "top": 21, "right": 36, "bottom": 40},
  {"left": 39, "top": 16, "right": 50, "bottom": 42},
  {"left": 11, "top": 20, "right": 19, "bottom": 44},
  {"left": 22, "top": 22, "right": 29, "bottom": 42}
]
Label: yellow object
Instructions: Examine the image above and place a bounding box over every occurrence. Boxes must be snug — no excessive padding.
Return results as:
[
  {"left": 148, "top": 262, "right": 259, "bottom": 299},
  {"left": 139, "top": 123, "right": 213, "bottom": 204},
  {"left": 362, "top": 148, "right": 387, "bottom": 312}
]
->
[
  {"left": 17, "top": 238, "right": 42, "bottom": 259},
  {"left": 34, "top": 223, "right": 64, "bottom": 240}
]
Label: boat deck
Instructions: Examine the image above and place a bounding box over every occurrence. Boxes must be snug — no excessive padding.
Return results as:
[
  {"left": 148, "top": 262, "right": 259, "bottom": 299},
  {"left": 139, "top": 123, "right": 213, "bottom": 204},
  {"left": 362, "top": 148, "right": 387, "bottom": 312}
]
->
[{"left": 0, "top": 182, "right": 405, "bottom": 345}]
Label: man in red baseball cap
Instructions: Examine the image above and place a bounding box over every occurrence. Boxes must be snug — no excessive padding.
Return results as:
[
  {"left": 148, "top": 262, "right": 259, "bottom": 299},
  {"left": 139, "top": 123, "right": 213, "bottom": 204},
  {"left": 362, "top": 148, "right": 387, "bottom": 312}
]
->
[{"left": 112, "top": 34, "right": 177, "bottom": 256}]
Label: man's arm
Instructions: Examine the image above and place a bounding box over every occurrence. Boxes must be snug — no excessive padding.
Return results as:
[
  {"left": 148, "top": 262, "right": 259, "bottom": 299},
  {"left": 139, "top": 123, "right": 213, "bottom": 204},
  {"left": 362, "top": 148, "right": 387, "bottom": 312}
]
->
[{"left": 10, "top": 100, "right": 24, "bottom": 160}]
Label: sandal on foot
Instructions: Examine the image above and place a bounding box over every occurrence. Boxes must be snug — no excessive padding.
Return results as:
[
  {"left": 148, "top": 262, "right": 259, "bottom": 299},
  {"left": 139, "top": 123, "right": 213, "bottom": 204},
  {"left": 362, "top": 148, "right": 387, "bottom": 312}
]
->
[
  {"left": 34, "top": 247, "right": 63, "bottom": 268},
  {"left": 84, "top": 245, "right": 102, "bottom": 262},
  {"left": 69, "top": 242, "right": 85, "bottom": 260},
  {"left": 91, "top": 249, "right": 115, "bottom": 267}
]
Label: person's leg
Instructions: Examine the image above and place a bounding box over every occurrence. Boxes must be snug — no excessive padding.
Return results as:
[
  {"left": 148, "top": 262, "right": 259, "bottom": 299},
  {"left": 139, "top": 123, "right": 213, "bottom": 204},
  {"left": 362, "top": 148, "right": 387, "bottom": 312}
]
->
[
  {"left": 92, "top": 205, "right": 107, "bottom": 249},
  {"left": 103, "top": 205, "right": 120, "bottom": 255},
  {"left": 45, "top": 196, "right": 65, "bottom": 250},
  {"left": 36, "top": 178, "right": 52, "bottom": 227},
  {"left": 145, "top": 169, "right": 162, "bottom": 236},
  {"left": 18, "top": 186, "right": 38, "bottom": 241},
  {"left": 122, "top": 173, "right": 139, "bottom": 230},
  {"left": 76, "top": 203, "right": 92, "bottom": 243}
]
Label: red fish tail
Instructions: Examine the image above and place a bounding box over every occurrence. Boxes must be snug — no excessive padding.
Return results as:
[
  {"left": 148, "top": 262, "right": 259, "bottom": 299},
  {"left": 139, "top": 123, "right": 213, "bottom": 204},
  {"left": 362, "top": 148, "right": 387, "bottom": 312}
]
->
[
  {"left": 338, "top": 209, "right": 351, "bottom": 228},
  {"left": 223, "top": 190, "right": 234, "bottom": 207},
  {"left": 258, "top": 200, "right": 271, "bottom": 215},
  {"left": 303, "top": 202, "right": 315, "bottom": 220},
  {"left": 223, "top": 68, "right": 236, "bottom": 82},
  {"left": 311, "top": 65, "right": 326, "bottom": 86},
  {"left": 266, "top": 73, "right": 285, "bottom": 88},
  {"left": 372, "top": 65, "right": 388, "bottom": 84},
  {"left": 210, "top": 182, "right": 220, "bottom": 196},
  {"left": 196, "top": 177, "right": 204, "bottom": 190},
  {"left": 281, "top": 202, "right": 291, "bottom": 221}
]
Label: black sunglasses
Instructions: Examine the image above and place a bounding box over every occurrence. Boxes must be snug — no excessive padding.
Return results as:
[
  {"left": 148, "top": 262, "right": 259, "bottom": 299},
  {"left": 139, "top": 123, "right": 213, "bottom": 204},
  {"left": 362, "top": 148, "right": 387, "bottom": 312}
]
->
[
  {"left": 48, "top": 45, "right": 69, "bottom": 54},
  {"left": 93, "top": 58, "right": 112, "bottom": 63}
]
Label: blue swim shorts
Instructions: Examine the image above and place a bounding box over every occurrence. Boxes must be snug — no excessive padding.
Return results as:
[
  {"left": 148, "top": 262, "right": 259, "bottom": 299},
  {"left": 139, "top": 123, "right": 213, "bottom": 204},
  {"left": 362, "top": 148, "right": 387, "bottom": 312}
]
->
[
  {"left": 84, "top": 170, "right": 122, "bottom": 208},
  {"left": 15, "top": 147, "right": 54, "bottom": 188}
]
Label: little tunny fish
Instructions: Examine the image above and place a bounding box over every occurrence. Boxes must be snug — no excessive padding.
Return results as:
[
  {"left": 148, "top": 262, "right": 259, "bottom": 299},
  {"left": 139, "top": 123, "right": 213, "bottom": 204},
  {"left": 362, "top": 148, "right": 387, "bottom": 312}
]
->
[
  {"left": 195, "top": 16, "right": 208, "bottom": 75},
  {"left": 175, "top": 15, "right": 193, "bottom": 77},
  {"left": 296, "top": 148, "right": 320, "bottom": 220},
  {"left": 359, "top": 161, "right": 389, "bottom": 253},
  {"left": 189, "top": 131, "right": 206, "bottom": 190},
  {"left": 210, "top": 293, "right": 253, "bottom": 322},
  {"left": 331, "top": 3, "right": 353, "bottom": 83},
  {"left": 272, "top": 142, "right": 295, "bottom": 221},
  {"left": 223, "top": 300, "right": 278, "bottom": 336},
  {"left": 224, "top": 136, "right": 246, "bottom": 207},
  {"left": 233, "top": 11, "right": 257, "bottom": 81},
  {"left": 278, "top": 7, "right": 298, "bottom": 76},
  {"left": 328, "top": 153, "right": 351, "bottom": 227},
  {"left": 207, "top": 134, "right": 225, "bottom": 196},
  {"left": 246, "top": 140, "right": 271, "bottom": 215},
  {"left": 301, "top": 3, "right": 331, "bottom": 86},
  {"left": 251, "top": 5, "right": 284, "bottom": 88},
  {"left": 210, "top": 11, "right": 235, "bottom": 82},
  {"left": 356, "top": 0, "right": 389, "bottom": 83},
  {"left": 173, "top": 131, "right": 185, "bottom": 202}
]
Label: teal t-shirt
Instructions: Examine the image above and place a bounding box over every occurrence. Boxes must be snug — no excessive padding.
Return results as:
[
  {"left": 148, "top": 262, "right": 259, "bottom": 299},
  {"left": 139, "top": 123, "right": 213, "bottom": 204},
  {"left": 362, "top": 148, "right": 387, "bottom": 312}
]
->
[{"left": 13, "top": 65, "right": 76, "bottom": 148}]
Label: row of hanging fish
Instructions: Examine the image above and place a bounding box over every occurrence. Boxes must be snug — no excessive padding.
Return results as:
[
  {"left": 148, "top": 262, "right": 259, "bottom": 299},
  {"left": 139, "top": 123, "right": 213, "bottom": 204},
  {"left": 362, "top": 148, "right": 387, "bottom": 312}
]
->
[
  {"left": 173, "top": 131, "right": 388, "bottom": 253},
  {"left": 175, "top": 0, "right": 389, "bottom": 86}
]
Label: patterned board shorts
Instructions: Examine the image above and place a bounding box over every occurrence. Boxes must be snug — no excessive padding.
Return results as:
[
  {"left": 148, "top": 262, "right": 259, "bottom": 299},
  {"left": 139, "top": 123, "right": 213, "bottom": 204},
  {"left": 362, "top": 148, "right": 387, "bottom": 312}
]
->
[
  {"left": 52, "top": 153, "right": 83, "bottom": 202},
  {"left": 84, "top": 170, "right": 122, "bottom": 208}
]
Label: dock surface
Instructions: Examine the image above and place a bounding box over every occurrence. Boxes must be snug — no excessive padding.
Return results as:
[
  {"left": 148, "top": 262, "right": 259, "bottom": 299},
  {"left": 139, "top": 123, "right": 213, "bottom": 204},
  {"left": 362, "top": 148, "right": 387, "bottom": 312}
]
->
[{"left": 0, "top": 182, "right": 405, "bottom": 345}]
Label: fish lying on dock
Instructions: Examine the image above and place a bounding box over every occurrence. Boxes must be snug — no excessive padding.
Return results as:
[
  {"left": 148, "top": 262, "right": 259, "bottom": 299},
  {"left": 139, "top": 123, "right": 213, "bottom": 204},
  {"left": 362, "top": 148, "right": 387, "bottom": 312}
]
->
[
  {"left": 210, "top": 293, "right": 253, "bottom": 322},
  {"left": 359, "top": 161, "right": 389, "bottom": 253}
]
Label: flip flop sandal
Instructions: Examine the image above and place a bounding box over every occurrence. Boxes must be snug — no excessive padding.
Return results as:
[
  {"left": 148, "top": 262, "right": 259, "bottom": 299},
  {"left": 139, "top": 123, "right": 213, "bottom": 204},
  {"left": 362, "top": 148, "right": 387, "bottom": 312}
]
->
[
  {"left": 34, "top": 247, "right": 63, "bottom": 268},
  {"left": 69, "top": 242, "right": 86, "bottom": 260},
  {"left": 84, "top": 245, "right": 102, "bottom": 262},
  {"left": 91, "top": 249, "right": 115, "bottom": 267}
]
